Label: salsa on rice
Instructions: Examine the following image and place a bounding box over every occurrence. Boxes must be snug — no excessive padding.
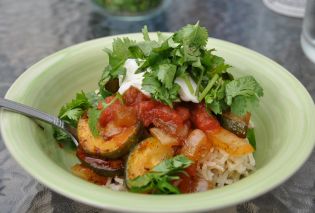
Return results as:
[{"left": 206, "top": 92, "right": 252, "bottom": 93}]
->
[{"left": 54, "top": 23, "right": 263, "bottom": 194}]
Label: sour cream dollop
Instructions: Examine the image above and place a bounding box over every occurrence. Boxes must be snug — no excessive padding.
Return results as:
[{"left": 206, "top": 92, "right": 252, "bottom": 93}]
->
[
  {"left": 119, "top": 59, "right": 199, "bottom": 103},
  {"left": 175, "top": 76, "right": 199, "bottom": 103},
  {"left": 118, "top": 59, "right": 149, "bottom": 96}
]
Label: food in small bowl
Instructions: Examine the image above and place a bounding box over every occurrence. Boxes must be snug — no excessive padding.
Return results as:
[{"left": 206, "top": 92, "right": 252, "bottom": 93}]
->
[
  {"left": 1, "top": 23, "right": 314, "bottom": 212},
  {"left": 53, "top": 23, "right": 263, "bottom": 194}
]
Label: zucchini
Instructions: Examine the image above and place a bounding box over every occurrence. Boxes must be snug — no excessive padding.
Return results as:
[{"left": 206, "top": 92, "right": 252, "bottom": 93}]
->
[
  {"left": 77, "top": 115, "right": 141, "bottom": 159},
  {"left": 76, "top": 147, "right": 124, "bottom": 176},
  {"left": 220, "top": 111, "right": 250, "bottom": 138},
  {"left": 125, "top": 137, "right": 174, "bottom": 187},
  {"left": 71, "top": 164, "right": 108, "bottom": 185}
]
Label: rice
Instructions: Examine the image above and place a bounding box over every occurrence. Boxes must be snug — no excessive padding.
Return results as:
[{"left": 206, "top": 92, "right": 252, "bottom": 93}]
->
[
  {"left": 197, "top": 147, "right": 255, "bottom": 191},
  {"left": 102, "top": 147, "right": 255, "bottom": 192},
  {"left": 104, "top": 176, "right": 126, "bottom": 191}
]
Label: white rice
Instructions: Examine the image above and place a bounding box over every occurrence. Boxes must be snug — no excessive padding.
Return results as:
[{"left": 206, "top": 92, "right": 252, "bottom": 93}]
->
[
  {"left": 105, "top": 176, "right": 126, "bottom": 191},
  {"left": 196, "top": 147, "right": 255, "bottom": 191},
  {"left": 103, "top": 147, "right": 255, "bottom": 192}
]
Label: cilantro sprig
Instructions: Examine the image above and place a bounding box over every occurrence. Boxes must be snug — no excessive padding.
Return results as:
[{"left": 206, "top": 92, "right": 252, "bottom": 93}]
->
[
  {"left": 127, "top": 155, "right": 193, "bottom": 194},
  {"left": 99, "top": 22, "right": 263, "bottom": 114},
  {"left": 54, "top": 90, "right": 123, "bottom": 145},
  {"left": 58, "top": 91, "right": 91, "bottom": 127},
  {"left": 53, "top": 91, "right": 104, "bottom": 145}
]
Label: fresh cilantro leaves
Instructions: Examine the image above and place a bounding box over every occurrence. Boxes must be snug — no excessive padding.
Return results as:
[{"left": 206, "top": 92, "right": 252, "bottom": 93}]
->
[
  {"left": 225, "top": 76, "right": 263, "bottom": 115},
  {"left": 127, "top": 155, "right": 193, "bottom": 194},
  {"left": 87, "top": 108, "right": 102, "bottom": 137},
  {"left": 54, "top": 91, "right": 104, "bottom": 145},
  {"left": 156, "top": 64, "right": 177, "bottom": 89},
  {"left": 53, "top": 92, "right": 91, "bottom": 146},
  {"left": 142, "top": 72, "right": 180, "bottom": 106},
  {"left": 54, "top": 89, "right": 121, "bottom": 145},
  {"left": 99, "top": 38, "right": 137, "bottom": 97},
  {"left": 99, "top": 22, "right": 264, "bottom": 114},
  {"left": 173, "top": 22, "right": 208, "bottom": 48},
  {"left": 58, "top": 92, "right": 91, "bottom": 127},
  {"left": 246, "top": 128, "right": 256, "bottom": 150}
]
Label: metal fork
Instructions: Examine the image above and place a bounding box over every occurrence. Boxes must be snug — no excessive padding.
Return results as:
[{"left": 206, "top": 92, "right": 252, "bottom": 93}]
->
[{"left": 0, "top": 98, "right": 79, "bottom": 146}]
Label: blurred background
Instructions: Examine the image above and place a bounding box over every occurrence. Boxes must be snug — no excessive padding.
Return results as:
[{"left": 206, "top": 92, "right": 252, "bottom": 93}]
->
[{"left": 0, "top": 0, "right": 315, "bottom": 212}]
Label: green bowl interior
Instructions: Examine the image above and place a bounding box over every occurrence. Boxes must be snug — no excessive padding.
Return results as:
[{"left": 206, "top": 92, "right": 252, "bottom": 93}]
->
[{"left": 1, "top": 34, "right": 314, "bottom": 212}]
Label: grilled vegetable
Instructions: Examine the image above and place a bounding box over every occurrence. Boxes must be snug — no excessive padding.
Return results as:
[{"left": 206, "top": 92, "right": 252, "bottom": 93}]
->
[
  {"left": 71, "top": 164, "right": 108, "bottom": 185},
  {"left": 220, "top": 111, "right": 250, "bottom": 138},
  {"left": 127, "top": 155, "right": 193, "bottom": 194},
  {"left": 206, "top": 127, "right": 254, "bottom": 156},
  {"left": 77, "top": 114, "right": 141, "bottom": 158},
  {"left": 181, "top": 129, "right": 212, "bottom": 161},
  {"left": 125, "top": 137, "right": 174, "bottom": 187},
  {"left": 105, "top": 79, "right": 119, "bottom": 93},
  {"left": 149, "top": 128, "right": 179, "bottom": 146},
  {"left": 76, "top": 147, "right": 124, "bottom": 176}
]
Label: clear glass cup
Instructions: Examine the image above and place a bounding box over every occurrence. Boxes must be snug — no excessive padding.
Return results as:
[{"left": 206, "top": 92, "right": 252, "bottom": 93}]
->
[
  {"left": 92, "top": 0, "right": 171, "bottom": 21},
  {"left": 301, "top": 0, "right": 315, "bottom": 64}
]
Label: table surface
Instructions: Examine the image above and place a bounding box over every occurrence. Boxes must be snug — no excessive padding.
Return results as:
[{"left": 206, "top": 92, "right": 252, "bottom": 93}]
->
[{"left": 1, "top": 0, "right": 315, "bottom": 212}]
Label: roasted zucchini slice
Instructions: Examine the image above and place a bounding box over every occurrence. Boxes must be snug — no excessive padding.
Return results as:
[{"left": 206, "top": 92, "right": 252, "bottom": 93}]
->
[
  {"left": 77, "top": 115, "right": 141, "bottom": 159},
  {"left": 71, "top": 164, "right": 108, "bottom": 185},
  {"left": 125, "top": 137, "right": 174, "bottom": 187},
  {"left": 76, "top": 147, "right": 124, "bottom": 176},
  {"left": 220, "top": 111, "right": 250, "bottom": 138}
]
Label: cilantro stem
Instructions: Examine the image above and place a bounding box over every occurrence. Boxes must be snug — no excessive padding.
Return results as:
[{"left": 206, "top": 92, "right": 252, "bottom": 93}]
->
[
  {"left": 195, "top": 69, "right": 205, "bottom": 96},
  {"left": 198, "top": 74, "right": 219, "bottom": 101},
  {"left": 183, "top": 75, "right": 194, "bottom": 94}
]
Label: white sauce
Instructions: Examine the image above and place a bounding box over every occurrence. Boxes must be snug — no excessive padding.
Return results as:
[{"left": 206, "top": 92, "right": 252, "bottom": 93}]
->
[
  {"left": 119, "top": 59, "right": 199, "bottom": 103},
  {"left": 175, "top": 76, "right": 199, "bottom": 103},
  {"left": 118, "top": 59, "right": 149, "bottom": 96}
]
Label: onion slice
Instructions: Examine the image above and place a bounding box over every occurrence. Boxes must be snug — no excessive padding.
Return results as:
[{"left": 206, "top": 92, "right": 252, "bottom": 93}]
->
[{"left": 149, "top": 128, "right": 179, "bottom": 145}]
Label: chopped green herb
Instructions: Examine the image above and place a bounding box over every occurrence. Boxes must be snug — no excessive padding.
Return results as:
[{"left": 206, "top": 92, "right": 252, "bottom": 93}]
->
[
  {"left": 53, "top": 91, "right": 92, "bottom": 147},
  {"left": 246, "top": 128, "right": 256, "bottom": 150},
  {"left": 87, "top": 94, "right": 120, "bottom": 137},
  {"left": 127, "top": 155, "right": 193, "bottom": 194},
  {"left": 98, "top": 22, "right": 263, "bottom": 114},
  {"left": 226, "top": 76, "right": 264, "bottom": 116},
  {"left": 58, "top": 91, "right": 91, "bottom": 127},
  {"left": 87, "top": 108, "right": 102, "bottom": 137}
]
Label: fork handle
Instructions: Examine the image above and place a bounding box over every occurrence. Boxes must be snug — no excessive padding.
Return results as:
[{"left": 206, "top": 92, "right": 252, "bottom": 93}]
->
[{"left": 0, "top": 98, "right": 64, "bottom": 129}]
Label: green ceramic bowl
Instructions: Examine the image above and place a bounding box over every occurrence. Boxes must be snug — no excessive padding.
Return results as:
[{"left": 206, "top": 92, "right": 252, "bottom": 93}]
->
[{"left": 1, "top": 34, "right": 315, "bottom": 212}]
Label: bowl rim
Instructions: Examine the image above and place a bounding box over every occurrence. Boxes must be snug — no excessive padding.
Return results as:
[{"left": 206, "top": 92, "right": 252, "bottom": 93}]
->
[{"left": 1, "top": 33, "right": 315, "bottom": 212}]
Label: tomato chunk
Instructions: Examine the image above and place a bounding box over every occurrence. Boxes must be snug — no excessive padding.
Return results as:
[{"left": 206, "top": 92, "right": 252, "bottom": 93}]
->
[
  {"left": 98, "top": 96, "right": 121, "bottom": 127},
  {"left": 191, "top": 104, "right": 220, "bottom": 132},
  {"left": 99, "top": 96, "right": 137, "bottom": 128},
  {"left": 177, "top": 164, "right": 198, "bottom": 193},
  {"left": 123, "top": 86, "right": 150, "bottom": 106}
]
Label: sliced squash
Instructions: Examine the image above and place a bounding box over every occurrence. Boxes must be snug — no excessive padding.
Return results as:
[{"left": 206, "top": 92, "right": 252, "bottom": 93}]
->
[
  {"left": 76, "top": 147, "right": 124, "bottom": 176},
  {"left": 125, "top": 137, "right": 174, "bottom": 186},
  {"left": 206, "top": 128, "right": 254, "bottom": 156},
  {"left": 181, "top": 129, "right": 212, "bottom": 161},
  {"left": 71, "top": 164, "right": 108, "bottom": 185},
  {"left": 77, "top": 115, "right": 141, "bottom": 159},
  {"left": 220, "top": 111, "right": 250, "bottom": 138}
]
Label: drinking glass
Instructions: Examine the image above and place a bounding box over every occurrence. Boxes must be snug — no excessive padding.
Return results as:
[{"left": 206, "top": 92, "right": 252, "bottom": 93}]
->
[{"left": 301, "top": 0, "right": 315, "bottom": 64}]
